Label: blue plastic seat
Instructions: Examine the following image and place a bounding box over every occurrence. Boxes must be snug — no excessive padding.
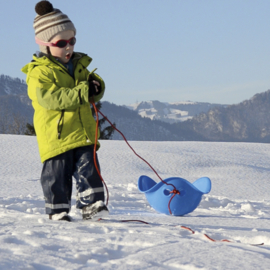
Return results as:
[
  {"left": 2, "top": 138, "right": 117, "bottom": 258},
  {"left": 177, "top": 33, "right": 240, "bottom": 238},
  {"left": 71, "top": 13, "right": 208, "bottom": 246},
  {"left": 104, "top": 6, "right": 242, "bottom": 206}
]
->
[{"left": 138, "top": 175, "right": 211, "bottom": 216}]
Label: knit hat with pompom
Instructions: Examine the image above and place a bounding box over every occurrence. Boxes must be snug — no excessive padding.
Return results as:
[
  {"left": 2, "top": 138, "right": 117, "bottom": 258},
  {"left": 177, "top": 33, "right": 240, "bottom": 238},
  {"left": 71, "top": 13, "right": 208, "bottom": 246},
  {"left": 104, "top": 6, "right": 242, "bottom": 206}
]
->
[{"left": 33, "top": 1, "right": 76, "bottom": 54}]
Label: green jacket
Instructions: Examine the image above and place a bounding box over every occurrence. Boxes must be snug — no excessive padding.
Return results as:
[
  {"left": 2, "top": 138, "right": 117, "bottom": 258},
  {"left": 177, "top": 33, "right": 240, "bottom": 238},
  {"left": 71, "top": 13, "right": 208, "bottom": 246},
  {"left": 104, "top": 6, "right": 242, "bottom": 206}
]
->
[{"left": 21, "top": 52, "right": 105, "bottom": 163}]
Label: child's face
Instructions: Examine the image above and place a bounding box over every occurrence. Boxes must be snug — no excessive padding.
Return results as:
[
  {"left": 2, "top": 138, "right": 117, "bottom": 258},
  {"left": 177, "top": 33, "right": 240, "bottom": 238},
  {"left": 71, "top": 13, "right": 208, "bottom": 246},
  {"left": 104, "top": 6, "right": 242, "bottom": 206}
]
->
[{"left": 49, "top": 30, "right": 75, "bottom": 63}]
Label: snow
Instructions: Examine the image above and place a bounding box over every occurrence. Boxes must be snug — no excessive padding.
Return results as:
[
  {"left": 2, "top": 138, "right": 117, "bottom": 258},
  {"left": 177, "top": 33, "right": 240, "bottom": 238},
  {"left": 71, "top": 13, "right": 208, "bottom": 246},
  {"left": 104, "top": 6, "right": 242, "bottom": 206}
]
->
[
  {"left": 1, "top": 134, "right": 270, "bottom": 269},
  {"left": 168, "top": 101, "right": 197, "bottom": 105},
  {"left": 127, "top": 101, "right": 197, "bottom": 110},
  {"left": 127, "top": 101, "right": 197, "bottom": 123},
  {"left": 137, "top": 107, "right": 191, "bottom": 123},
  {"left": 138, "top": 108, "right": 157, "bottom": 120}
]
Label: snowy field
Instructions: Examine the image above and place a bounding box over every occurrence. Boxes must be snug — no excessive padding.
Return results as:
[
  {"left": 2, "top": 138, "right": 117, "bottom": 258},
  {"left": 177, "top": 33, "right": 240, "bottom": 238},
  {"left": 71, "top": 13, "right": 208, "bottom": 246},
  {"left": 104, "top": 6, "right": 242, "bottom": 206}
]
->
[{"left": 0, "top": 134, "right": 270, "bottom": 269}]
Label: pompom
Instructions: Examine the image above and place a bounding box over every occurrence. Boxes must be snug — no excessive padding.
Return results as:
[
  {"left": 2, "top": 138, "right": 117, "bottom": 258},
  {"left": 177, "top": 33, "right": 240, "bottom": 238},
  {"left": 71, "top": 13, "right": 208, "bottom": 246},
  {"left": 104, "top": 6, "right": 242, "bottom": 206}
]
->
[{"left": 35, "top": 1, "right": 54, "bottom": 16}]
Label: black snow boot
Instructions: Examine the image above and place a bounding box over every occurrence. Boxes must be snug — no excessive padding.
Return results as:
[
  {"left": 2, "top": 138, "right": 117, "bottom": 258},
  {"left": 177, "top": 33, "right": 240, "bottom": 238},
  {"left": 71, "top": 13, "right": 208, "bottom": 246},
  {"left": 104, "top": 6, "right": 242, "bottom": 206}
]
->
[
  {"left": 49, "top": 212, "right": 72, "bottom": 222},
  {"left": 82, "top": 200, "right": 109, "bottom": 221}
]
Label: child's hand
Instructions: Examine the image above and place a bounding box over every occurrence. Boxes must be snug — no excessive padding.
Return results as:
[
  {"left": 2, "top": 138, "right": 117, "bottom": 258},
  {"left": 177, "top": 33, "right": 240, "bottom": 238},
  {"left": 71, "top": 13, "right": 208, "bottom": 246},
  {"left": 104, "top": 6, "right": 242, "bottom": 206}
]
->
[{"left": 88, "top": 80, "right": 101, "bottom": 100}]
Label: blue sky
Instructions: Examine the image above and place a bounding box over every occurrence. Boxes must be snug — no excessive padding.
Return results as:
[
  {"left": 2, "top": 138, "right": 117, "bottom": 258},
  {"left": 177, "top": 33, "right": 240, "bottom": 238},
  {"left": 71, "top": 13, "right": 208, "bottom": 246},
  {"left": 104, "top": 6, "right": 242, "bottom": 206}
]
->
[{"left": 1, "top": 0, "right": 270, "bottom": 105}]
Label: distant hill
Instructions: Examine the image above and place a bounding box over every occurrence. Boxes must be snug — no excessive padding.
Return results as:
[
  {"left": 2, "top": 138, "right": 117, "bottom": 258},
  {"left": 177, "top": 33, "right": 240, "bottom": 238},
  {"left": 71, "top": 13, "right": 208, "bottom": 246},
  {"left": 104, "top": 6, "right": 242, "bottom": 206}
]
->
[
  {"left": 178, "top": 90, "right": 270, "bottom": 143},
  {"left": 100, "top": 102, "right": 188, "bottom": 141},
  {"left": 103, "top": 91, "right": 270, "bottom": 143},
  {"left": 0, "top": 75, "right": 33, "bottom": 134},
  {"left": 126, "top": 100, "right": 227, "bottom": 123},
  {"left": 0, "top": 75, "right": 27, "bottom": 96}
]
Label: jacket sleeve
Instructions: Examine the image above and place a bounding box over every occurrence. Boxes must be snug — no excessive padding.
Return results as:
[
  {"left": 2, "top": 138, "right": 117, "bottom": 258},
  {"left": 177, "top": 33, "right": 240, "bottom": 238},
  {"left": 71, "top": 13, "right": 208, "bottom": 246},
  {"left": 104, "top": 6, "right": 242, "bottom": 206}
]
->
[{"left": 28, "top": 66, "right": 89, "bottom": 111}]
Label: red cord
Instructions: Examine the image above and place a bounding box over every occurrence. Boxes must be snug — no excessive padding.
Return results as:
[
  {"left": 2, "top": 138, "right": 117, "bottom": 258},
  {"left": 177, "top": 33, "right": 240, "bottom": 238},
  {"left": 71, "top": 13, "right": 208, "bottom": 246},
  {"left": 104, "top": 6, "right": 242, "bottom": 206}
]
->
[
  {"left": 181, "top": 226, "right": 195, "bottom": 234},
  {"left": 90, "top": 101, "right": 181, "bottom": 214},
  {"left": 90, "top": 102, "right": 180, "bottom": 214},
  {"left": 91, "top": 101, "right": 109, "bottom": 206},
  {"left": 120, "top": 219, "right": 150, "bottom": 225},
  {"left": 180, "top": 226, "right": 264, "bottom": 245}
]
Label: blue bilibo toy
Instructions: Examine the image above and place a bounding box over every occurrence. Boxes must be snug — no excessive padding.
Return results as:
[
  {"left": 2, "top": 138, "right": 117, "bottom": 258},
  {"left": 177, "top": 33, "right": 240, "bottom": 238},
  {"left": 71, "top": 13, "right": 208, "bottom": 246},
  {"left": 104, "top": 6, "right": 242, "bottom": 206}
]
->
[{"left": 138, "top": 175, "right": 211, "bottom": 216}]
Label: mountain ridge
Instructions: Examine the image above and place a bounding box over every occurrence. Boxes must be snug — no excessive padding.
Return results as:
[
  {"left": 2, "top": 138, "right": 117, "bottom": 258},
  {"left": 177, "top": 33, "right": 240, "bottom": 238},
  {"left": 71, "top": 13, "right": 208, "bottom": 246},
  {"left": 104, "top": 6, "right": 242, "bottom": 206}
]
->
[
  {"left": 181, "top": 89, "right": 270, "bottom": 142},
  {"left": 0, "top": 74, "right": 269, "bottom": 143}
]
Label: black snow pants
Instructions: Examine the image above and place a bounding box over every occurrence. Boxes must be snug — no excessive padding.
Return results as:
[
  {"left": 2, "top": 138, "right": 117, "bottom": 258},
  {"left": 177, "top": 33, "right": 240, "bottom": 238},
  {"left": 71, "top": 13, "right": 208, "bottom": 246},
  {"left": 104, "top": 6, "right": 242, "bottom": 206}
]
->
[{"left": 40, "top": 145, "right": 105, "bottom": 215}]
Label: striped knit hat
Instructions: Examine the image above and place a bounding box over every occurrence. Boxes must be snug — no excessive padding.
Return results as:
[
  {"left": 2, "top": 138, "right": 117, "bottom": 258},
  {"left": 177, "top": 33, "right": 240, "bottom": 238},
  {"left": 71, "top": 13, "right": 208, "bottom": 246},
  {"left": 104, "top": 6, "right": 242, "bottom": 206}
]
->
[{"left": 33, "top": 1, "right": 76, "bottom": 54}]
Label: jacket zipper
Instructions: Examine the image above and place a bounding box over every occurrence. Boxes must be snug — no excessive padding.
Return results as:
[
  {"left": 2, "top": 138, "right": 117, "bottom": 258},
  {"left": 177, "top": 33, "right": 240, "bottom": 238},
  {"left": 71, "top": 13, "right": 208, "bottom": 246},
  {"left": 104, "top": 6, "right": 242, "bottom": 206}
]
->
[
  {"left": 52, "top": 58, "right": 84, "bottom": 139},
  {"left": 53, "top": 60, "right": 72, "bottom": 140},
  {"left": 78, "top": 89, "right": 82, "bottom": 105},
  {"left": 57, "top": 110, "right": 65, "bottom": 139}
]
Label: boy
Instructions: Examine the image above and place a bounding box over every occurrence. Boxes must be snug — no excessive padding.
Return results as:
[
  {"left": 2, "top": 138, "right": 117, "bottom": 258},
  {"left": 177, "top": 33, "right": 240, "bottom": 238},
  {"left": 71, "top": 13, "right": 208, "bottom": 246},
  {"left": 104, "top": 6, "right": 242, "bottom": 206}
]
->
[{"left": 21, "top": 1, "right": 108, "bottom": 221}]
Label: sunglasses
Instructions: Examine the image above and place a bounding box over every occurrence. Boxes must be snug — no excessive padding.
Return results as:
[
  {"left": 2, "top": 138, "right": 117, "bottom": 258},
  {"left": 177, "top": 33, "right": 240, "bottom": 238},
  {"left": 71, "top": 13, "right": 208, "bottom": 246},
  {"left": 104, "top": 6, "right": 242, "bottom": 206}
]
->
[{"left": 35, "top": 36, "right": 76, "bottom": 48}]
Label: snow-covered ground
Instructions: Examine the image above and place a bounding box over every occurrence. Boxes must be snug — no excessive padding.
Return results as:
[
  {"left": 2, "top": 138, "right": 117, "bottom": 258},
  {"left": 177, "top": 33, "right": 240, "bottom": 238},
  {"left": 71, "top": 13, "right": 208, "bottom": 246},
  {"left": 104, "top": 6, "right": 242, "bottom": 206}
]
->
[{"left": 1, "top": 134, "right": 270, "bottom": 269}]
